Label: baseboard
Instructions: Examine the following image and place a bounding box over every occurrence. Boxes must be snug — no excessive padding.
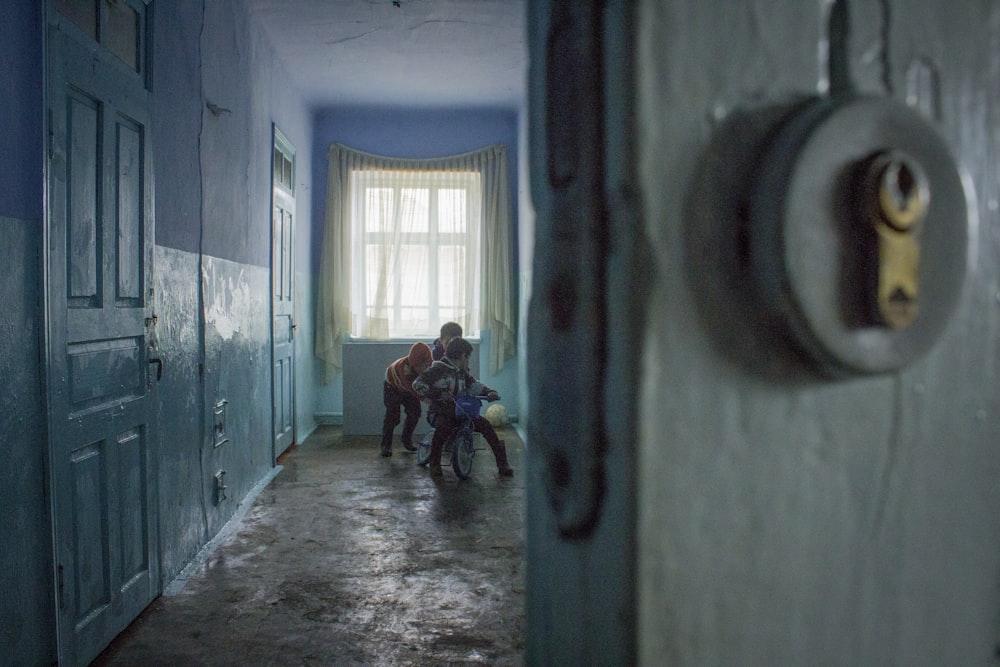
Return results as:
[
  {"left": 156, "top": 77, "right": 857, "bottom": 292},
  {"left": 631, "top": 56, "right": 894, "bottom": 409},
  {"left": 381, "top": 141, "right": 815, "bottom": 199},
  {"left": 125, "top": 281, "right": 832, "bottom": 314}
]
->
[
  {"left": 315, "top": 412, "right": 344, "bottom": 426},
  {"left": 164, "top": 464, "right": 283, "bottom": 595},
  {"left": 296, "top": 421, "right": 318, "bottom": 443},
  {"left": 513, "top": 422, "right": 528, "bottom": 447}
]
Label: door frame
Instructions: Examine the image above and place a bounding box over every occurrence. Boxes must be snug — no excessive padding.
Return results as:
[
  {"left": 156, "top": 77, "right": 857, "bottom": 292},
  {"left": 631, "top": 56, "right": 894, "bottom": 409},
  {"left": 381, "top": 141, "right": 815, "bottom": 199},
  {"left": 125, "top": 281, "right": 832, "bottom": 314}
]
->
[{"left": 270, "top": 124, "right": 296, "bottom": 462}]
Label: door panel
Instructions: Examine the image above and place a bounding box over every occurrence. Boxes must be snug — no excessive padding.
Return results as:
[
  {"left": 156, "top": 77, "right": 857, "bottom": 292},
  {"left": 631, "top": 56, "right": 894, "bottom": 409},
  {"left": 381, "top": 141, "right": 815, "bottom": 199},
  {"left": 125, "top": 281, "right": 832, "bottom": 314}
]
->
[
  {"left": 47, "top": 3, "right": 157, "bottom": 664},
  {"left": 272, "top": 127, "right": 295, "bottom": 458}
]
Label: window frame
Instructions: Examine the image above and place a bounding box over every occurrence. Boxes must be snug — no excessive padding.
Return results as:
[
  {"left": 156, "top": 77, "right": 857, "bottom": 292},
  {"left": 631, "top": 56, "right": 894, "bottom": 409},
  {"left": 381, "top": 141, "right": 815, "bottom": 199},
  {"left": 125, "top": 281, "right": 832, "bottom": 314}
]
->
[{"left": 348, "top": 167, "right": 483, "bottom": 339}]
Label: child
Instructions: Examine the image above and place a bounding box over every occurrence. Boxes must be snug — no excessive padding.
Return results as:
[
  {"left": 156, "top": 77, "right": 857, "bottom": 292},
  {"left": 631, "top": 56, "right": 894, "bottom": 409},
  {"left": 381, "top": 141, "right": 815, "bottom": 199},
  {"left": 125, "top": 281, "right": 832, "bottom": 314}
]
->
[
  {"left": 380, "top": 342, "right": 433, "bottom": 457},
  {"left": 412, "top": 337, "right": 513, "bottom": 477},
  {"left": 431, "top": 321, "right": 463, "bottom": 361}
]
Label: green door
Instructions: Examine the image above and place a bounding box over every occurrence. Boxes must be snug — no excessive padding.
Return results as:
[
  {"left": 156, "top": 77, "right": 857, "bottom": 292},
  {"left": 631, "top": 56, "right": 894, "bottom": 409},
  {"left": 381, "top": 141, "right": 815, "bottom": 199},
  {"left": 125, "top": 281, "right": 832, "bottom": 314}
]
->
[{"left": 46, "top": 2, "right": 158, "bottom": 664}]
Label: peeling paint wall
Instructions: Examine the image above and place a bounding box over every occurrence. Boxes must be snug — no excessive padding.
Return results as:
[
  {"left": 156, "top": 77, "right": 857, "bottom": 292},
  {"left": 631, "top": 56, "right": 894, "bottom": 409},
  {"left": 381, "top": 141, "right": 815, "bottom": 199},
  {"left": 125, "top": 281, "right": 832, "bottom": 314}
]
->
[
  {"left": 153, "top": 247, "right": 207, "bottom": 578},
  {"left": 3, "top": 0, "right": 311, "bottom": 661},
  {"left": 152, "top": 0, "right": 314, "bottom": 585},
  {"left": 636, "top": 1, "right": 1000, "bottom": 664},
  {"left": 200, "top": 256, "right": 272, "bottom": 537}
]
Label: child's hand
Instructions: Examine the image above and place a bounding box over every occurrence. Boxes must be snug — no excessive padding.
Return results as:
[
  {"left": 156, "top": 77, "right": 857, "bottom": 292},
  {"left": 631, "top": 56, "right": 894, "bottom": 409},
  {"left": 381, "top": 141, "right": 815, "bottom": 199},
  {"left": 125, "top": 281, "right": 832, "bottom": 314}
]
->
[{"left": 487, "top": 391, "right": 500, "bottom": 402}]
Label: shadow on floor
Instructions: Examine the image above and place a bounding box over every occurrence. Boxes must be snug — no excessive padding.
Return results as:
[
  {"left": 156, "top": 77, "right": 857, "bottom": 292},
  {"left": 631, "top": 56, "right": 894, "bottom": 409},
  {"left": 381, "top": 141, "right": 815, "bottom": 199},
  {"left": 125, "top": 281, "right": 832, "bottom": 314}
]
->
[{"left": 93, "top": 425, "right": 526, "bottom": 666}]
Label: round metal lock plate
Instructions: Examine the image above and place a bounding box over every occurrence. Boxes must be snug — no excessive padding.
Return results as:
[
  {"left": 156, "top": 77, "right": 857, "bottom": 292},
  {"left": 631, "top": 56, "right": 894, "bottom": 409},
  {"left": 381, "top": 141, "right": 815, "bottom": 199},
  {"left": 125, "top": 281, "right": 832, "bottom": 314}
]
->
[{"left": 750, "top": 96, "right": 968, "bottom": 375}]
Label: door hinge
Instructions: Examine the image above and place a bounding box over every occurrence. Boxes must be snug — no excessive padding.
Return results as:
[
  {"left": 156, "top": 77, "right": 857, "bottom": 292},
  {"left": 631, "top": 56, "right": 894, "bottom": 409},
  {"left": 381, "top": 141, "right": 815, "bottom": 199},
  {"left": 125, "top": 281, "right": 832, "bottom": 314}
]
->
[
  {"left": 47, "top": 108, "right": 54, "bottom": 160},
  {"left": 57, "top": 564, "right": 65, "bottom": 610}
]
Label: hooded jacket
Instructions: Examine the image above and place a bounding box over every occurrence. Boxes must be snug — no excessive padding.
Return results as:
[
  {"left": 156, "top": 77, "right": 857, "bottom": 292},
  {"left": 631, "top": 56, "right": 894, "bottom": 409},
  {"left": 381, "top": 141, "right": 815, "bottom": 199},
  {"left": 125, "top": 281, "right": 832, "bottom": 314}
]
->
[
  {"left": 384, "top": 342, "right": 433, "bottom": 395},
  {"left": 412, "top": 357, "right": 491, "bottom": 414}
]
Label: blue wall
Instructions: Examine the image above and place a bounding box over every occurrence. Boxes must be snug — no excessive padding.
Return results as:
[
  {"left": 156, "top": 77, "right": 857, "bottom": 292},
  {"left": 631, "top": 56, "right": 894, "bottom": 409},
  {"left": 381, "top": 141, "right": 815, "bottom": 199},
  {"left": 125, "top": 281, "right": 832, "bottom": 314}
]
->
[
  {"left": 0, "top": 221, "right": 53, "bottom": 665},
  {"left": 0, "top": 1, "right": 43, "bottom": 221},
  {"left": 1, "top": 1, "right": 316, "bottom": 662},
  {"left": 309, "top": 107, "right": 520, "bottom": 421},
  {"left": 152, "top": 0, "right": 314, "bottom": 581},
  {"left": 4, "top": 1, "right": 513, "bottom": 661},
  {"left": 152, "top": 0, "right": 204, "bottom": 255},
  {"left": 0, "top": 2, "right": 55, "bottom": 665},
  {"left": 310, "top": 107, "right": 518, "bottom": 274}
]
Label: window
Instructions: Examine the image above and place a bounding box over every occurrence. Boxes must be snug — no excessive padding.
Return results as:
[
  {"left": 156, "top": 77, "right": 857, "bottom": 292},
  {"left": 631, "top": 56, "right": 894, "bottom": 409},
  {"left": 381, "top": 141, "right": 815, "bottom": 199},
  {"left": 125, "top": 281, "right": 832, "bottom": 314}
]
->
[
  {"left": 350, "top": 169, "right": 481, "bottom": 338},
  {"left": 56, "top": 0, "right": 145, "bottom": 74},
  {"left": 317, "top": 143, "right": 514, "bottom": 377}
]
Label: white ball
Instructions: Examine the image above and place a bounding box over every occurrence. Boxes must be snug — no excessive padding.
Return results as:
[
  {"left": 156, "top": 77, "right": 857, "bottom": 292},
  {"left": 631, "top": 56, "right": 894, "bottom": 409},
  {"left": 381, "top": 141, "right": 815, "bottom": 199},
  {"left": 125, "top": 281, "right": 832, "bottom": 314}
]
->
[{"left": 484, "top": 402, "right": 509, "bottom": 427}]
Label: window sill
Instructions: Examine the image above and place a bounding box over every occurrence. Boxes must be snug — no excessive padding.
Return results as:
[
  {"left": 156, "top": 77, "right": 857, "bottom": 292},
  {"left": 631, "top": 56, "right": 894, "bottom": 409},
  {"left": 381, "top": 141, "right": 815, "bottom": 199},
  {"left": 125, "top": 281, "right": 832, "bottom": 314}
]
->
[{"left": 344, "top": 337, "right": 480, "bottom": 345}]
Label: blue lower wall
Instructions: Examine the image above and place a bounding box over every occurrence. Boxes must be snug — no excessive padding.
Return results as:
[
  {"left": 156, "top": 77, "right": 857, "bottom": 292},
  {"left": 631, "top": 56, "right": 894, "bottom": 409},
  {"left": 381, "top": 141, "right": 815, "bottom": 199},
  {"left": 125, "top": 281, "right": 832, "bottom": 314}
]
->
[
  {"left": 153, "top": 246, "right": 208, "bottom": 578},
  {"left": 154, "top": 246, "right": 275, "bottom": 584},
  {"left": 0, "top": 215, "right": 55, "bottom": 666},
  {"left": 200, "top": 256, "right": 273, "bottom": 535}
]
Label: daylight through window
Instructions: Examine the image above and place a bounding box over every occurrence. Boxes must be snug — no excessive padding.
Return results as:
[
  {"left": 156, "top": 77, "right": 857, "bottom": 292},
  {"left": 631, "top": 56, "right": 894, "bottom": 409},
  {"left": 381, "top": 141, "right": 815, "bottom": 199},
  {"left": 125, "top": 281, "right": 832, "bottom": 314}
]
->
[
  {"left": 317, "top": 143, "right": 514, "bottom": 377},
  {"left": 350, "top": 169, "right": 482, "bottom": 338}
]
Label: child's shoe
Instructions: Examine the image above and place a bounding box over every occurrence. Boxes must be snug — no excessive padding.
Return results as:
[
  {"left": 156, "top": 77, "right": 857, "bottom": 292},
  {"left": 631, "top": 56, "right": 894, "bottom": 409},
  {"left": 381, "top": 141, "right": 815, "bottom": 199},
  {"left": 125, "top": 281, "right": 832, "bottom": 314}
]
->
[{"left": 495, "top": 445, "right": 513, "bottom": 477}]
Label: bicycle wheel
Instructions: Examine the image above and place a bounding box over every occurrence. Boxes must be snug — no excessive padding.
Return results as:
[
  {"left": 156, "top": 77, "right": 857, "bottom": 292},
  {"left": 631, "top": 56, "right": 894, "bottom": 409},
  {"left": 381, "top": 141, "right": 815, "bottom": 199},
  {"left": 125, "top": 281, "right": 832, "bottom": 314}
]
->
[
  {"left": 416, "top": 429, "right": 434, "bottom": 466},
  {"left": 451, "top": 431, "right": 475, "bottom": 479}
]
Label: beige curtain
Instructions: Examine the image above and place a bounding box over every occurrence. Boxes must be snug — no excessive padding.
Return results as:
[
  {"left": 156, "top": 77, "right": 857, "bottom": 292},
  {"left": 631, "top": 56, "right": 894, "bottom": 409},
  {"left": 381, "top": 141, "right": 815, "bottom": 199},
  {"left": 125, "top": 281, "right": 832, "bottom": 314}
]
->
[{"left": 315, "top": 143, "right": 515, "bottom": 379}]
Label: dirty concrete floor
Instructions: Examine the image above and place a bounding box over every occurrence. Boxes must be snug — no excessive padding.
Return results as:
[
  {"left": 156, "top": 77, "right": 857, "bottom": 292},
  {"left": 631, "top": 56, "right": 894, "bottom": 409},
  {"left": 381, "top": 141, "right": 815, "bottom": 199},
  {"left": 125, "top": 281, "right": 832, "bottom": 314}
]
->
[{"left": 92, "top": 425, "right": 526, "bottom": 666}]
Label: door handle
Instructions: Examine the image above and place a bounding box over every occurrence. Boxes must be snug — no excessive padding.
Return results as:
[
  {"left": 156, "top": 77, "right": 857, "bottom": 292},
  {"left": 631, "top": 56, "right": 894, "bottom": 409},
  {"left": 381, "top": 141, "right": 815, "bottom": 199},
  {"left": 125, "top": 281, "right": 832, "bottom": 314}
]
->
[{"left": 149, "top": 357, "right": 162, "bottom": 381}]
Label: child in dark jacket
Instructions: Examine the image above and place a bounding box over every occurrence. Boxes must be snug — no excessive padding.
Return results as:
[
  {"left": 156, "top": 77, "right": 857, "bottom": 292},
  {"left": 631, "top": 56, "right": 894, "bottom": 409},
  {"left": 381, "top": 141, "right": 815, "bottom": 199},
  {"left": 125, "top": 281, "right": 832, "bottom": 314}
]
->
[
  {"left": 412, "top": 337, "right": 513, "bottom": 477},
  {"left": 379, "top": 342, "right": 433, "bottom": 457},
  {"left": 430, "top": 321, "right": 463, "bottom": 361}
]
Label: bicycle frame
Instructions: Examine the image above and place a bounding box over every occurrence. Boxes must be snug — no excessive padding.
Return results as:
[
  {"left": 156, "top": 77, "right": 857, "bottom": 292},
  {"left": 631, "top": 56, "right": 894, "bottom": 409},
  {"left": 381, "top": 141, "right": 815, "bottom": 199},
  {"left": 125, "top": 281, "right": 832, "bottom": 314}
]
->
[{"left": 416, "top": 394, "right": 488, "bottom": 478}]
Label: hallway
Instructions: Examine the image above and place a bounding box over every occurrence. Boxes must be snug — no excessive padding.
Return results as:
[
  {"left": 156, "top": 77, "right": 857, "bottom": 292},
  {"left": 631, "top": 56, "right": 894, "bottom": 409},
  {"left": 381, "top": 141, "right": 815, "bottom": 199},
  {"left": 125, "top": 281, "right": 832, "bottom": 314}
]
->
[{"left": 92, "top": 426, "right": 526, "bottom": 666}]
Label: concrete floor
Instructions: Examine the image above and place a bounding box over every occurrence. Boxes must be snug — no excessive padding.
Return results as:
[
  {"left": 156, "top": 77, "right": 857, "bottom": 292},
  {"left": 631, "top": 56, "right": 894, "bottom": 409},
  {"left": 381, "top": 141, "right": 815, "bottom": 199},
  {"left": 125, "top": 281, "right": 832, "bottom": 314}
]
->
[{"left": 92, "top": 425, "right": 526, "bottom": 666}]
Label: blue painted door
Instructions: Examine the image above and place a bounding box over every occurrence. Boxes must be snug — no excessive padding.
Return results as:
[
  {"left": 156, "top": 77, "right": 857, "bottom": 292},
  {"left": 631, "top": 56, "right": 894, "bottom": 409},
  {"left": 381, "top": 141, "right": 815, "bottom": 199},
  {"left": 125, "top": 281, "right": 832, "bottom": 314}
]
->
[
  {"left": 272, "top": 126, "right": 296, "bottom": 459},
  {"left": 46, "top": 2, "right": 158, "bottom": 665}
]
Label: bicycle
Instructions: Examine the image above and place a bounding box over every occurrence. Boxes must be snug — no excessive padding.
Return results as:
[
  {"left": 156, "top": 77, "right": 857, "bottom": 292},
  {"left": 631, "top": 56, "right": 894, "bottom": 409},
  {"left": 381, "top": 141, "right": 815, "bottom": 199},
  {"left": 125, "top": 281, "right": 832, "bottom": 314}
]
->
[{"left": 415, "top": 394, "right": 489, "bottom": 479}]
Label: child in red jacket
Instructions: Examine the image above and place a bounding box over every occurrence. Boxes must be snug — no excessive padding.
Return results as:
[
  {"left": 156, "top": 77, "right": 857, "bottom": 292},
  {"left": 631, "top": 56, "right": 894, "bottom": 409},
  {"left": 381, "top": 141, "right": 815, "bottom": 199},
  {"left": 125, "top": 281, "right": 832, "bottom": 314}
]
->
[{"left": 380, "top": 342, "right": 433, "bottom": 457}]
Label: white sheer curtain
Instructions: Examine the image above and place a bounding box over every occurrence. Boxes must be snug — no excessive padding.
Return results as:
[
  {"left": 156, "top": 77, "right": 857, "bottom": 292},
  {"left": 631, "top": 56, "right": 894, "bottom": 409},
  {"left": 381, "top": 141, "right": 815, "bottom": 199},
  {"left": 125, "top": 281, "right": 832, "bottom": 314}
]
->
[{"left": 315, "top": 143, "right": 515, "bottom": 379}]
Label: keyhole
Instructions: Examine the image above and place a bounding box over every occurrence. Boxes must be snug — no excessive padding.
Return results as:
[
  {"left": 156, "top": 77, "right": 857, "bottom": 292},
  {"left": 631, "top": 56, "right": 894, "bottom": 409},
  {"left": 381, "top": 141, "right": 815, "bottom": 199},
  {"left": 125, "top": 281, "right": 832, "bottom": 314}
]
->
[
  {"left": 865, "top": 150, "right": 929, "bottom": 330},
  {"left": 875, "top": 153, "right": 929, "bottom": 232}
]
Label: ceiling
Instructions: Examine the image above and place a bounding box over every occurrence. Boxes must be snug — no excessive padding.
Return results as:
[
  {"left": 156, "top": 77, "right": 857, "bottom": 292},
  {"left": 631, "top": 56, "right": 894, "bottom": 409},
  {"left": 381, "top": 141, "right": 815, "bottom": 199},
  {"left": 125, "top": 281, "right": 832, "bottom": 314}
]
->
[{"left": 246, "top": 0, "right": 528, "bottom": 110}]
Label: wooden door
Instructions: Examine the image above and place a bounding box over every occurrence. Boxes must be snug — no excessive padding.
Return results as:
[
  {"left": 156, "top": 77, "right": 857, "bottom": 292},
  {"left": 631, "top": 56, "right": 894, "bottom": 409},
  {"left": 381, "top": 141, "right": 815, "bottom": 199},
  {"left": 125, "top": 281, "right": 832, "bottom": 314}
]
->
[
  {"left": 272, "top": 126, "right": 296, "bottom": 459},
  {"left": 46, "top": 2, "right": 158, "bottom": 664},
  {"left": 526, "top": 1, "right": 638, "bottom": 664}
]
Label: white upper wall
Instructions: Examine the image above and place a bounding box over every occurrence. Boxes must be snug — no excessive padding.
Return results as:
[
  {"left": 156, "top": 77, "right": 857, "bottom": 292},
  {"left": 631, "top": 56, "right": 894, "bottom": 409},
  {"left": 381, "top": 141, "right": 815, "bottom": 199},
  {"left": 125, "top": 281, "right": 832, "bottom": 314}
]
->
[{"left": 245, "top": 0, "right": 527, "bottom": 109}]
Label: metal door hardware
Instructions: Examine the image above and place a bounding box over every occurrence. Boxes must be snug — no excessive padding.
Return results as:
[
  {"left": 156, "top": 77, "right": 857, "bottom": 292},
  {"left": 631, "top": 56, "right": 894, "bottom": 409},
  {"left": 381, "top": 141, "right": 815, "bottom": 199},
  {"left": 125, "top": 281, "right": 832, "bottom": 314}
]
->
[
  {"left": 749, "top": 96, "right": 967, "bottom": 375},
  {"left": 214, "top": 470, "right": 227, "bottom": 505},
  {"left": 867, "top": 151, "right": 929, "bottom": 329},
  {"left": 213, "top": 399, "right": 229, "bottom": 447}
]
